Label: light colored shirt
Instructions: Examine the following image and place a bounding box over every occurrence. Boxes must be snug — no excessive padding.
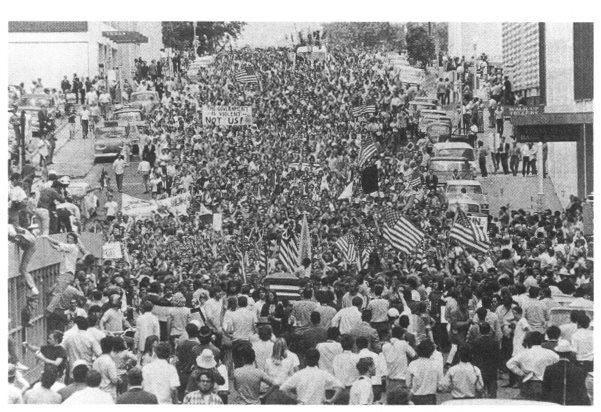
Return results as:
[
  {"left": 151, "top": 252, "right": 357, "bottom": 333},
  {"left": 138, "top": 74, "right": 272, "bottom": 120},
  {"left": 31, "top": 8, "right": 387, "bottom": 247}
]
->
[
  {"left": 381, "top": 338, "right": 416, "bottom": 380},
  {"left": 406, "top": 357, "right": 444, "bottom": 396},
  {"left": 104, "top": 200, "right": 118, "bottom": 217},
  {"left": 358, "top": 348, "right": 388, "bottom": 386},
  {"left": 62, "top": 387, "right": 114, "bottom": 404},
  {"left": 63, "top": 329, "right": 102, "bottom": 366},
  {"left": 113, "top": 158, "right": 126, "bottom": 175},
  {"left": 93, "top": 354, "right": 119, "bottom": 400},
  {"left": 512, "top": 317, "right": 531, "bottom": 356},
  {"left": 134, "top": 312, "right": 160, "bottom": 352},
  {"left": 441, "top": 362, "right": 483, "bottom": 399},
  {"left": 521, "top": 298, "right": 549, "bottom": 333},
  {"left": 506, "top": 345, "right": 559, "bottom": 381},
  {"left": 142, "top": 358, "right": 180, "bottom": 404},
  {"left": 333, "top": 350, "right": 360, "bottom": 386},
  {"left": 331, "top": 306, "right": 362, "bottom": 334},
  {"left": 367, "top": 298, "right": 390, "bottom": 323},
  {"left": 137, "top": 161, "right": 151, "bottom": 174},
  {"left": 8, "top": 383, "right": 23, "bottom": 404},
  {"left": 571, "top": 328, "right": 593, "bottom": 361},
  {"left": 252, "top": 340, "right": 274, "bottom": 372},
  {"left": 316, "top": 340, "right": 343, "bottom": 375},
  {"left": 56, "top": 242, "right": 79, "bottom": 274},
  {"left": 265, "top": 352, "right": 299, "bottom": 385},
  {"left": 349, "top": 376, "right": 373, "bottom": 405},
  {"left": 223, "top": 308, "right": 257, "bottom": 341},
  {"left": 23, "top": 386, "right": 62, "bottom": 404},
  {"left": 280, "top": 366, "right": 343, "bottom": 405}
]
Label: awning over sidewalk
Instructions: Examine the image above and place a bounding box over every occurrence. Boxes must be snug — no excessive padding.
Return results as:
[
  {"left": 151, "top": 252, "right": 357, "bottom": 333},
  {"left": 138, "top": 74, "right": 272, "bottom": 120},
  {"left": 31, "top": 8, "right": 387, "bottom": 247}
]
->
[
  {"left": 512, "top": 111, "right": 593, "bottom": 142},
  {"left": 512, "top": 111, "right": 593, "bottom": 126},
  {"left": 102, "top": 30, "right": 148, "bottom": 44}
]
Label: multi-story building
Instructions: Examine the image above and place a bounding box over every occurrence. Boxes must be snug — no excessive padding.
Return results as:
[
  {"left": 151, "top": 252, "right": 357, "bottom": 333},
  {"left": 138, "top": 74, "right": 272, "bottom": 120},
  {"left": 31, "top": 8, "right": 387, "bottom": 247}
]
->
[
  {"left": 8, "top": 21, "right": 152, "bottom": 89},
  {"left": 502, "top": 23, "right": 544, "bottom": 105},
  {"left": 512, "top": 22, "right": 593, "bottom": 205}
]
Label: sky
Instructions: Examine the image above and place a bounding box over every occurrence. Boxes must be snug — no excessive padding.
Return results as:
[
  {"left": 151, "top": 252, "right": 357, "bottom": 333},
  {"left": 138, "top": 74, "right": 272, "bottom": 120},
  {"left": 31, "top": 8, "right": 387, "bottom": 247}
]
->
[{"left": 233, "top": 22, "right": 323, "bottom": 48}]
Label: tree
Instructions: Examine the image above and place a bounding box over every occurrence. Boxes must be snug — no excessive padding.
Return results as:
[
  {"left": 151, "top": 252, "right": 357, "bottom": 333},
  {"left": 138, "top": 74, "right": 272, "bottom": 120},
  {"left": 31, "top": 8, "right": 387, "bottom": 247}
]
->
[
  {"left": 161, "top": 21, "right": 246, "bottom": 54},
  {"left": 322, "top": 22, "right": 405, "bottom": 50},
  {"left": 405, "top": 25, "right": 435, "bottom": 68}
]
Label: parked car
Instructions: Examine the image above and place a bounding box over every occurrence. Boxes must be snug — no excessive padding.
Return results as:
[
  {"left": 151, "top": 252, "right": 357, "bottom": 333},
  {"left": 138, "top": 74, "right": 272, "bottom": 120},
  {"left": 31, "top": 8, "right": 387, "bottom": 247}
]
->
[
  {"left": 408, "top": 100, "right": 437, "bottom": 112},
  {"left": 445, "top": 179, "right": 489, "bottom": 215},
  {"left": 93, "top": 121, "right": 141, "bottom": 161},
  {"left": 112, "top": 107, "right": 146, "bottom": 127},
  {"left": 433, "top": 142, "right": 476, "bottom": 169},
  {"left": 426, "top": 122, "right": 452, "bottom": 143},
  {"left": 16, "top": 94, "right": 59, "bottom": 136},
  {"left": 429, "top": 156, "right": 476, "bottom": 186},
  {"left": 129, "top": 91, "right": 159, "bottom": 114}
]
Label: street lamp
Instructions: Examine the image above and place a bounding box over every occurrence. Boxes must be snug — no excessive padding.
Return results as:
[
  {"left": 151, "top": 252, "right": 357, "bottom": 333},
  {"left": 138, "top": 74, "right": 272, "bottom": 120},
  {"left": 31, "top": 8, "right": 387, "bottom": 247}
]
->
[{"left": 472, "top": 38, "right": 478, "bottom": 93}]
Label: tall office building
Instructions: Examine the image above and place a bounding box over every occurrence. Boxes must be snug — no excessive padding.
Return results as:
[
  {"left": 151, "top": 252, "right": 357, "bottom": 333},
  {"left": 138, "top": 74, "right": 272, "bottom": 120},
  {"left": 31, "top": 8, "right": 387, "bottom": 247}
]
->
[{"left": 502, "top": 23, "right": 544, "bottom": 104}]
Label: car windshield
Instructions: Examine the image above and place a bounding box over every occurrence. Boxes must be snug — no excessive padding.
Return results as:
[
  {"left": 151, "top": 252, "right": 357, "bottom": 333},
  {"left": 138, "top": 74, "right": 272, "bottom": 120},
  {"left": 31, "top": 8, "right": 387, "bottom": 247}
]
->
[
  {"left": 97, "top": 127, "right": 126, "bottom": 138},
  {"left": 115, "top": 111, "right": 142, "bottom": 121},
  {"left": 430, "top": 160, "right": 469, "bottom": 172},
  {"left": 19, "top": 96, "right": 52, "bottom": 107},
  {"left": 437, "top": 148, "right": 475, "bottom": 161},
  {"left": 447, "top": 185, "right": 483, "bottom": 194},
  {"left": 131, "top": 93, "right": 154, "bottom": 102},
  {"left": 428, "top": 125, "right": 451, "bottom": 136}
]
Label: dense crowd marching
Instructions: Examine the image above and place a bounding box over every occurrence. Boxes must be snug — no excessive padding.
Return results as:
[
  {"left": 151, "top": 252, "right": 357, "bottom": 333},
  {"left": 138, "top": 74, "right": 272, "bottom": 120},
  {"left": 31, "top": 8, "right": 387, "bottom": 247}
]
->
[{"left": 8, "top": 45, "right": 593, "bottom": 405}]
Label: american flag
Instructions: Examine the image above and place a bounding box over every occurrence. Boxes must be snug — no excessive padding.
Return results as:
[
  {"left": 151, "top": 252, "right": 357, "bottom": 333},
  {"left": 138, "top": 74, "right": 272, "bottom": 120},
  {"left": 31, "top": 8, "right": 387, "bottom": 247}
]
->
[
  {"left": 409, "top": 169, "right": 423, "bottom": 189},
  {"left": 358, "top": 136, "right": 377, "bottom": 168},
  {"left": 415, "top": 238, "right": 427, "bottom": 267},
  {"left": 278, "top": 229, "right": 298, "bottom": 273},
  {"left": 381, "top": 206, "right": 425, "bottom": 255},
  {"left": 354, "top": 232, "right": 372, "bottom": 269},
  {"left": 336, "top": 234, "right": 358, "bottom": 264},
  {"left": 235, "top": 68, "right": 258, "bottom": 83},
  {"left": 450, "top": 208, "right": 490, "bottom": 253},
  {"left": 352, "top": 105, "right": 376, "bottom": 117}
]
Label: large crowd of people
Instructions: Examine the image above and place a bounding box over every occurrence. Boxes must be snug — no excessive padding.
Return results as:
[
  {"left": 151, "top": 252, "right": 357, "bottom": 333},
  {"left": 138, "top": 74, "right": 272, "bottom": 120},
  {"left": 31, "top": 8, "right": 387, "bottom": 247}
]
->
[{"left": 8, "top": 44, "right": 593, "bottom": 405}]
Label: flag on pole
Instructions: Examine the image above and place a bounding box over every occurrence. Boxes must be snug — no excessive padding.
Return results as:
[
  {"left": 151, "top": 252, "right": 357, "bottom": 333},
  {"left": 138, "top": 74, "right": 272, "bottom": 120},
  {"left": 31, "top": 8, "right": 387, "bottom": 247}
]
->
[
  {"left": 409, "top": 169, "right": 423, "bottom": 189},
  {"left": 380, "top": 206, "right": 425, "bottom": 255},
  {"left": 278, "top": 230, "right": 298, "bottom": 273},
  {"left": 351, "top": 105, "right": 376, "bottom": 117},
  {"left": 338, "top": 181, "right": 354, "bottom": 200},
  {"left": 415, "top": 238, "right": 427, "bottom": 267},
  {"left": 335, "top": 234, "right": 358, "bottom": 264},
  {"left": 298, "top": 213, "right": 312, "bottom": 265},
  {"left": 358, "top": 136, "right": 377, "bottom": 168},
  {"left": 235, "top": 68, "right": 259, "bottom": 83},
  {"left": 450, "top": 208, "right": 490, "bottom": 253}
]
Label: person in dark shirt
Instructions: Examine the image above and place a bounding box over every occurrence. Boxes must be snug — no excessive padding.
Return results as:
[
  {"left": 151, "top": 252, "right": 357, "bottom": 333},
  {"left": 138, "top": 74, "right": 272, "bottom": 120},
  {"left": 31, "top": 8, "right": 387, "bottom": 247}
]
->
[
  {"left": 557, "top": 269, "right": 576, "bottom": 295},
  {"left": 542, "top": 340, "right": 590, "bottom": 405},
  {"left": 298, "top": 311, "right": 328, "bottom": 351},
  {"left": 176, "top": 323, "right": 201, "bottom": 400},
  {"left": 470, "top": 322, "right": 500, "bottom": 398},
  {"left": 541, "top": 326, "right": 560, "bottom": 351},
  {"left": 116, "top": 367, "right": 158, "bottom": 404}
]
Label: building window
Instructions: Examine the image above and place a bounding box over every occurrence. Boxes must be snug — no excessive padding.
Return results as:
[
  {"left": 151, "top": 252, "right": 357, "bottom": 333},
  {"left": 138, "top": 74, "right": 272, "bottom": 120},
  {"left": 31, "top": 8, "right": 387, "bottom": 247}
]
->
[{"left": 573, "top": 23, "right": 594, "bottom": 101}]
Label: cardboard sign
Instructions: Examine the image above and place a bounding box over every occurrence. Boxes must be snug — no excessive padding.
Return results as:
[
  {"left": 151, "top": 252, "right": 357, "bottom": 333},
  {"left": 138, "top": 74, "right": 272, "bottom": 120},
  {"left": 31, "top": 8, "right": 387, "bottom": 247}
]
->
[
  {"left": 202, "top": 105, "right": 253, "bottom": 126},
  {"left": 102, "top": 242, "right": 123, "bottom": 259}
]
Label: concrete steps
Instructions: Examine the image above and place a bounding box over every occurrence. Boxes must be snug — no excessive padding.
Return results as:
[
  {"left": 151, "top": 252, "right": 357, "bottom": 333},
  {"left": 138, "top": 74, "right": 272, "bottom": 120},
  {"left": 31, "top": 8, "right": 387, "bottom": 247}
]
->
[{"left": 480, "top": 174, "right": 564, "bottom": 214}]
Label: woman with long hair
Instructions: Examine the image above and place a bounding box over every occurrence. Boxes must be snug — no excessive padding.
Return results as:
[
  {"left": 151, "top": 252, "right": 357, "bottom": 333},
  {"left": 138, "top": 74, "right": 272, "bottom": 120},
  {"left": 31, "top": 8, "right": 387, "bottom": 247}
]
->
[
  {"left": 140, "top": 335, "right": 159, "bottom": 367},
  {"left": 263, "top": 338, "right": 299, "bottom": 404}
]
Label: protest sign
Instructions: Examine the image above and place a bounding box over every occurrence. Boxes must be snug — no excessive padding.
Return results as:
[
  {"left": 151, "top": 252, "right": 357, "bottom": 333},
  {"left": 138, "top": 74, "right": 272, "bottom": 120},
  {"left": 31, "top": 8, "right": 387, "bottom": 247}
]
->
[
  {"left": 213, "top": 213, "right": 223, "bottom": 232},
  {"left": 202, "top": 105, "right": 253, "bottom": 126},
  {"left": 102, "top": 242, "right": 123, "bottom": 259}
]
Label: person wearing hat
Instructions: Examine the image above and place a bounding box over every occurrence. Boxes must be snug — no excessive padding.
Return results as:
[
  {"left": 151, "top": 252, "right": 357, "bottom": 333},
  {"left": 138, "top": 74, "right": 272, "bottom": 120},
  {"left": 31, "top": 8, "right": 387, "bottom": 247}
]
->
[
  {"left": 185, "top": 349, "right": 225, "bottom": 394},
  {"left": 557, "top": 267, "right": 576, "bottom": 295},
  {"left": 8, "top": 364, "right": 23, "bottom": 404},
  {"left": 542, "top": 340, "right": 590, "bottom": 405}
]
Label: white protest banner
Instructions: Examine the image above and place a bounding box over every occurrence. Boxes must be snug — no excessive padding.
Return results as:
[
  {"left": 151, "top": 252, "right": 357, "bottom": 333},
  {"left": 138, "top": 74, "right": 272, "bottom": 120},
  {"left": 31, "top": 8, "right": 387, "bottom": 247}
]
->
[
  {"left": 202, "top": 105, "right": 253, "bottom": 126},
  {"left": 121, "top": 194, "right": 156, "bottom": 218},
  {"left": 156, "top": 192, "right": 191, "bottom": 215},
  {"left": 212, "top": 213, "right": 223, "bottom": 232},
  {"left": 102, "top": 242, "right": 123, "bottom": 259}
]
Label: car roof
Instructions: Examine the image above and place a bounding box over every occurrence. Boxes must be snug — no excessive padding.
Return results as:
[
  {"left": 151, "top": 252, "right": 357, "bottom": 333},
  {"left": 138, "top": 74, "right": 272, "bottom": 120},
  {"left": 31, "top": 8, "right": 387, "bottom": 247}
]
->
[
  {"left": 114, "top": 107, "right": 143, "bottom": 113},
  {"left": 430, "top": 156, "right": 469, "bottom": 162},
  {"left": 434, "top": 142, "right": 473, "bottom": 149},
  {"left": 446, "top": 179, "right": 482, "bottom": 186},
  {"left": 21, "top": 94, "right": 51, "bottom": 98}
]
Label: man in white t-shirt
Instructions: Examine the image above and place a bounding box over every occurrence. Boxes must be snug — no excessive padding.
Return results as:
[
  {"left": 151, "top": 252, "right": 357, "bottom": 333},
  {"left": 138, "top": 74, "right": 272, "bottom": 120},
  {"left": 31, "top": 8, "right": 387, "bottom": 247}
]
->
[
  {"left": 137, "top": 159, "right": 152, "bottom": 193},
  {"left": 44, "top": 232, "right": 88, "bottom": 275},
  {"left": 80, "top": 106, "right": 90, "bottom": 139},
  {"left": 104, "top": 193, "right": 119, "bottom": 223}
]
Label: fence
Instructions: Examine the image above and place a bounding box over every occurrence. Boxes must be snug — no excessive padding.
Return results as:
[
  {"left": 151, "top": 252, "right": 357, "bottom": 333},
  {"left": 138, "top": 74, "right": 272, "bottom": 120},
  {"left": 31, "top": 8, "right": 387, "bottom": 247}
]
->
[{"left": 8, "top": 232, "right": 104, "bottom": 382}]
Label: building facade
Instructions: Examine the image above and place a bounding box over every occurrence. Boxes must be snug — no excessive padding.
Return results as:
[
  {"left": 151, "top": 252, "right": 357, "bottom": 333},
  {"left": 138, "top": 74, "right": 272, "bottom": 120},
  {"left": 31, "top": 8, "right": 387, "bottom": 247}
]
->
[
  {"left": 8, "top": 21, "right": 152, "bottom": 89},
  {"left": 448, "top": 22, "right": 503, "bottom": 63},
  {"left": 512, "top": 22, "right": 593, "bottom": 206},
  {"left": 502, "top": 23, "right": 545, "bottom": 105}
]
